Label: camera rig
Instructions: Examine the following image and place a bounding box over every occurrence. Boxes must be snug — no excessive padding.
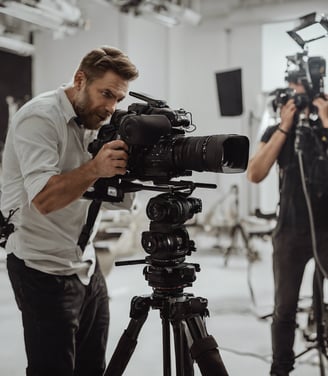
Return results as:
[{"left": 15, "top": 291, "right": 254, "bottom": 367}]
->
[
  {"left": 84, "top": 91, "right": 249, "bottom": 202},
  {"left": 78, "top": 91, "right": 249, "bottom": 251},
  {"left": 271, "top": 13, "right": 327, "bottom": 113}
]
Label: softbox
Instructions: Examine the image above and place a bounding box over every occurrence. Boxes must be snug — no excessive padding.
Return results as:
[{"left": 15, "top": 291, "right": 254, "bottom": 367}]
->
[{"left": 215, "top": 68, "right": 243, "bottom": 116}]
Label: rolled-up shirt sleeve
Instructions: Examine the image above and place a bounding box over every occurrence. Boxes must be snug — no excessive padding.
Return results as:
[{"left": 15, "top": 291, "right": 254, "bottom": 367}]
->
[{"left": 14, "top": 115, "right": 61, "bottom": 204}]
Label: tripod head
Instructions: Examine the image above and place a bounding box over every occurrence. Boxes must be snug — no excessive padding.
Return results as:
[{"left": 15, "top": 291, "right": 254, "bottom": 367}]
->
[
  {"left": 104, "top": 180, "right": 230, "bottom": 376},
  {"left": 116, "top": 180, "right": 216, "bottom": 296},
  {"left": 142, "top": 190, "right": 201, "bottom": 295}
]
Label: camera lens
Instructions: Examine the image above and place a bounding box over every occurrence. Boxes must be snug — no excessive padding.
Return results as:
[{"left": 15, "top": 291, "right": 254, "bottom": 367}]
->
[
  {"left": 294, "top": 93, "right": 309, "bottom": 110},
  {"left": 173, "top": 134, "right": 249, "bottom": 173}
]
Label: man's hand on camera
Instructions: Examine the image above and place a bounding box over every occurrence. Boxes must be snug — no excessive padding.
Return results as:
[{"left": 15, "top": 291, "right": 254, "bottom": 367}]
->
[
  {"left": 313, "top": 95, "right": 328, "bottom": 128},
  {"left": 92, "top": 139, "right": 129, "bottom": 178},
  {"left": 32, "top": 139, "right": 130, "bottom": 215},
  {"left": 279, "top": 98, "right": 297, "bottom": 133}
]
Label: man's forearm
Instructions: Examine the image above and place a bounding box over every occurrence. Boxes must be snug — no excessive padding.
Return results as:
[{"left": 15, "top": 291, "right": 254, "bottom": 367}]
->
[
  {"left": 32, "top": 139, "right": 129, "bottom": 214},
  {"left": 247, "top": 129, "right": 288, "bottom": 183},
  {"left": 32, "top": 159, "right": 98, "bottom": 214}
]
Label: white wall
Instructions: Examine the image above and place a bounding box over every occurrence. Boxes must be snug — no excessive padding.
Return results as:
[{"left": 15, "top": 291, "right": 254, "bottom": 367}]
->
[
  {"left": 168, "top": 22, "right": 262, "bottom": 216},
  {"left": 33, "top": 1, "right": 169, "bottom": 108},
  {"left": 33, "top": 2, "right": 121, "bottom": 93}
]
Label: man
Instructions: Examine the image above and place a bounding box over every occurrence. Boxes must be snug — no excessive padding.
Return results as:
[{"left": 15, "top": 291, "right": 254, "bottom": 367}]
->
[
  {"left": 247, "top": 79, "right": 328, "bottom": 376},
  {"left": 1, "top": 46, "right": 138, "bottom": 376}
]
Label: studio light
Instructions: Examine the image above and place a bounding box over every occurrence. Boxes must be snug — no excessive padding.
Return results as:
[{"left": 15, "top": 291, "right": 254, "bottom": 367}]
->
[
  {"left": 287, "top": 12, "right": 328, "bottom": 49},
  {"left": 0, "top": 0, "right": 86, "bottom": 36},
  {"left": 110, "top": 0, "right": 202, "bottom": 27},
  {"left": 0, "top": 34, "right": 35, "bottom": 55}
]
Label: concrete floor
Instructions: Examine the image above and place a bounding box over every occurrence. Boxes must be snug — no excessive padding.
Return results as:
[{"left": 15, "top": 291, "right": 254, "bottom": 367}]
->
[{"left": 0, "top": 231, "right": 324, "bottom": 375}]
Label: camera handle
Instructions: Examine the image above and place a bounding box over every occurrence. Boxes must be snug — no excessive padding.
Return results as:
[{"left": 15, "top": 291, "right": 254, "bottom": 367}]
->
[{"left": 78, "top": 199, "right": 102, "bottom": 252}]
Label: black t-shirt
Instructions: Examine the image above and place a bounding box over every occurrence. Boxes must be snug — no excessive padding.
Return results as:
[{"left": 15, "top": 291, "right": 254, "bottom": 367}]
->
[{"left": 261, "top": 124, "right": 328, "bottom": 230}]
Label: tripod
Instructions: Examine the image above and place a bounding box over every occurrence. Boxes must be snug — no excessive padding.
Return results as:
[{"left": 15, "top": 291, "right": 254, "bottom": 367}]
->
[
  {"left": 104, "top": 289, "right": 228, "bottom": 376},
  {"left": 103, "top": 189, "right": 229, "bottom": 376},
  {"left": 295, "top": 266, "right": 328, "bottom": 375},
  {"left": 223, "top": 185, "right": 260, "bottom": 266}
]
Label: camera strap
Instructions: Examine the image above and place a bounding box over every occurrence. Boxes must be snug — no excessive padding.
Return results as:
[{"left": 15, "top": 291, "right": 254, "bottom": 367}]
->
[{"left": 78, "top": 199, "right": 102, "bottom": 252}]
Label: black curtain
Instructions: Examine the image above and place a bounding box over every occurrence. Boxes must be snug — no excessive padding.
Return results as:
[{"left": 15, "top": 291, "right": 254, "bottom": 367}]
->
[{"left": 0, "top": 51, "right": 32, "bottom": 150}]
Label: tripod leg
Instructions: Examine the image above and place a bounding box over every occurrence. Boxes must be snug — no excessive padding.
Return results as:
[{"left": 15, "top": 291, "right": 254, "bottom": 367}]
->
[
  {"left": 186, "top": 315, "right": 229, "bottom": 376},
  {"left": 224, "top": 225, "right": 238, "bottom": 267},
  {"left": 313, "top": 267, "right": 328, "bottom": 376},
  {"left": 238, "top": 223, "right": 259, "bottom": 263},
  {"left": 104, "top": 296, "right": 151, "bottom": 376},
  {"left": 162, "top": 317, "right": 172, "bottom": 376},
  {"left": 295, "top": 267, "right": 328, "bottom": 376},
  {"left": 171, "top": 320, "right": 194, "bottom": 376}
]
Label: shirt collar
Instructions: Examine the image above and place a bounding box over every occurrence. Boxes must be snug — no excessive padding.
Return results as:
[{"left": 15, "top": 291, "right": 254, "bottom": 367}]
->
[{"left": 57, "top": 85, "right": 82, "bottom": 127}]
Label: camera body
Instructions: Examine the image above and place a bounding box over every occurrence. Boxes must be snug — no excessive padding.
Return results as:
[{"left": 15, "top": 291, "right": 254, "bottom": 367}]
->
[
  {"left": 272, "top": 88, "right": 309, "bottom": 112},
  {"left": 87, "top": 91, "right": 249, "bottom": 201},
  {"left": 272, "top": 51, "right": 326, "bottom": 112}
]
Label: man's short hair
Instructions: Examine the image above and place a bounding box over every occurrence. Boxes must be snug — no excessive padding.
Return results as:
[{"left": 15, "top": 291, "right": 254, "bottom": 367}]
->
[{"left": 78, "top": 46, "right": 139, "bottom": 82}]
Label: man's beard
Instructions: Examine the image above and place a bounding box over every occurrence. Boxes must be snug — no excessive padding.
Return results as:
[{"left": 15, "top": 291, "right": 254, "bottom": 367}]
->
[
  {"left": 75, "top": 90, "right": 108, "bottom": 130},
  {"left": 78, "top": 112, "right": 102, "bottom": 130}
]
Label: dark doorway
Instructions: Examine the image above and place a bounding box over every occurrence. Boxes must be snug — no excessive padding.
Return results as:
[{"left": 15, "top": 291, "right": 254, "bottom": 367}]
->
[{"left": 0, "top": 51, "right": 32, "bottom": 152}]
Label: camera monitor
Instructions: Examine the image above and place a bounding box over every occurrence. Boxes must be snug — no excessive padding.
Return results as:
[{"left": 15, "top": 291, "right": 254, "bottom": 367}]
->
[{"left": 215, "top": 68, "right": 243, "bottom": 116}]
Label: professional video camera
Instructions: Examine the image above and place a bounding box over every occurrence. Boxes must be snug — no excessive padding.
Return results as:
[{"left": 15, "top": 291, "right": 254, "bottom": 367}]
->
[
  {"left": 95, "top": 93, "right": 249, "bottom": 376},
  {"left": 83, "top": 93, "right": 248, "bottom": 375},
  {"left": 85, "top": 91, "right": 249, "bottom": 202},
  {"left": 272, "top": 51, "right": 326, "bottom": 112}
]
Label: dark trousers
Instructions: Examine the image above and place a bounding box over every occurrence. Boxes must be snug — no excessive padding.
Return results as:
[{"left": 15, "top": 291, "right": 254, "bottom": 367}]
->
[
  {"left": 7, "top": 253, "right": 110, "bottom": 376},
  {"left": 270, "top": 230, "right": 328, "bottom": 374}
]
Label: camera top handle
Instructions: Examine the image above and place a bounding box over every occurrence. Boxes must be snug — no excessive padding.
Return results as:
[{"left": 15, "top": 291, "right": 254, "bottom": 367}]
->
[{"left": 129, "top": 91, "right": 168, "bottom": 108}]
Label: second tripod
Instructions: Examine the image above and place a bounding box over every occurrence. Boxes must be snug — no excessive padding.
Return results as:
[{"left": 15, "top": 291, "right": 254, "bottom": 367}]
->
[{"left": 104, "top": 186, "right": 229, "bottom": 376}]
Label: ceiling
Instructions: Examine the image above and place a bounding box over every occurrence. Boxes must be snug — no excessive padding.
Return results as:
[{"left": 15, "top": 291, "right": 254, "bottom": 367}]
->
[
  {"left": 198, "top": 0, "right": 327, "bottom": 24},
  {"left": 0, "top": 0, "right": 326, "bottom": 55},
  {"left": 104, "top": 0, "right": 328, "bottom": 28}
]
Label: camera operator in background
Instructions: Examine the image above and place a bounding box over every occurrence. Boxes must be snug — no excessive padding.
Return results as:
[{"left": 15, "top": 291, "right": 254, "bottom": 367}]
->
[
  {"left": 247, "top": 63, "right": 328, "bottom": 375},
  {"left": 0, "top": 46, "right": 138, "bottom": 376}
]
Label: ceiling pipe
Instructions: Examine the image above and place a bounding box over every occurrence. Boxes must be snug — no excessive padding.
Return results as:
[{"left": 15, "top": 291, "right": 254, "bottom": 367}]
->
[{"left": 201, "top": 0, "right": 328, "bottom": 28}]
